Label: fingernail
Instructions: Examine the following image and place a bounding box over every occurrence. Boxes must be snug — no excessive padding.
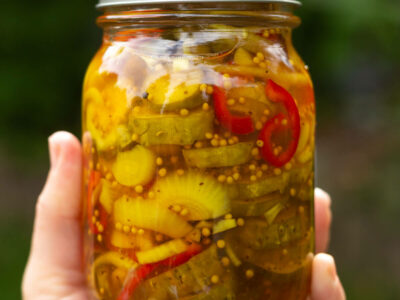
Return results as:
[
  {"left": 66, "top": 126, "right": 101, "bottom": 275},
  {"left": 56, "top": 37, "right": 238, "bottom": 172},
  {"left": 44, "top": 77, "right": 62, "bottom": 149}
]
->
[
  {"left": 48, "top": 134, "right": 61, "bottom": 168},
  {"left": 315, "top": 188, "right": 332, "bottom": 207}
]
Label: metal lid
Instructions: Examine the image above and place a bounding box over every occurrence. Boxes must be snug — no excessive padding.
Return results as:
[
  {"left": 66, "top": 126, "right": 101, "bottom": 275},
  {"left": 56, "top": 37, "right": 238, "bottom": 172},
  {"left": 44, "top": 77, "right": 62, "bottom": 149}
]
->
[{"left": 97, "top": 0, "right": 301, "bottom": 9}]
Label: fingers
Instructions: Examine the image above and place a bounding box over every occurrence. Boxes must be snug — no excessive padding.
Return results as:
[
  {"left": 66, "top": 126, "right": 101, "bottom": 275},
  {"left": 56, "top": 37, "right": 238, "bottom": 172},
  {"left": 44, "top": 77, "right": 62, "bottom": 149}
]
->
[
  {"left": 315, "top": 188, "right": 332, "bottom": 253},
  {"left": 23, "top": 132, "right": 85, "bottom": 296},
  {"left": 311, "top": 253, "right": 346, "bottom": 300}
]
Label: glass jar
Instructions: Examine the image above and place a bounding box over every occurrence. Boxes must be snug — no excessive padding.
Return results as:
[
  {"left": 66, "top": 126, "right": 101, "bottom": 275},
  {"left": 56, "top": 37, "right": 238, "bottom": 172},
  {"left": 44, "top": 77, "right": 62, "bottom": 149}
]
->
[{"left": 82, "top": 1, "right": 315, "bottom": 299}]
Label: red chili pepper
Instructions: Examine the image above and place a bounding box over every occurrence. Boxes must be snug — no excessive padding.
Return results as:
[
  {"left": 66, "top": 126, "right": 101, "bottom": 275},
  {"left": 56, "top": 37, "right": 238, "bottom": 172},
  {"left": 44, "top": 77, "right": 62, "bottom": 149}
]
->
[
  {"left": 213, "top": 86, "right": 254, "bottom": 135},
  {"left": 87, "top": 170, "right": 103, "bottom": 234},
  {"left": 259, "top": 80, "right": 300, "bottom": 167},
  {"left": 117, "top": 244, "right": 202, "bottom": 300}
]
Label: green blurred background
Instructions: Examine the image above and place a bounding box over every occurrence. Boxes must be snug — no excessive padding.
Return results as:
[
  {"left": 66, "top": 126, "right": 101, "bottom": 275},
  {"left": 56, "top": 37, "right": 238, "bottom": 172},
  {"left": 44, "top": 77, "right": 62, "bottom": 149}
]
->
[{"left": 1, "top": 0, "right": 399, "bottom": 299}]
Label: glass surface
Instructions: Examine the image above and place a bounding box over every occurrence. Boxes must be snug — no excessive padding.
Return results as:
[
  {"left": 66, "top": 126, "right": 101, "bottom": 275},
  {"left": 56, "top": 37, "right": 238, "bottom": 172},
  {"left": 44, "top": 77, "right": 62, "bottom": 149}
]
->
[{"left": 82, "top": 9, "right": 315, "bottom": 299}]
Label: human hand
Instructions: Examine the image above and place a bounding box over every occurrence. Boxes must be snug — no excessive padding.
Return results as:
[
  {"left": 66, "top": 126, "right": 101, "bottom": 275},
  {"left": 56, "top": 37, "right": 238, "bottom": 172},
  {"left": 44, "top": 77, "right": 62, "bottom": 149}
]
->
[{"left": 22, "top": 131, "right": 345, "bottom": 300}]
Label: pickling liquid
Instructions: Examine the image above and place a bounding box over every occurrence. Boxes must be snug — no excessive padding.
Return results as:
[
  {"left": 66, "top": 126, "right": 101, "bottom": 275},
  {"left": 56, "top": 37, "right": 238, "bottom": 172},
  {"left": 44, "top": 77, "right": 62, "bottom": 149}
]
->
[{"left": 82, "top": 24, "right": 315, "bottom": 300}]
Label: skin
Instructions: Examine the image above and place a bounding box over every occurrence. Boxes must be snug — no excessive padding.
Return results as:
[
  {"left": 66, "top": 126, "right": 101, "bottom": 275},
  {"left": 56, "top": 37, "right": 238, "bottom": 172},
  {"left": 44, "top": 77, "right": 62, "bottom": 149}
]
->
[{"left": 22, "top": 131, "right": 346, "bottom": 300}]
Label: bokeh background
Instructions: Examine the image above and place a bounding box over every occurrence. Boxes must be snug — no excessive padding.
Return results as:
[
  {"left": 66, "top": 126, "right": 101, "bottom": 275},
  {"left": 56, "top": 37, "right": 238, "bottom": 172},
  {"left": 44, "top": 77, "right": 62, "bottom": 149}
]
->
[{"left": 1, "top": 0, "right": 399, "bottom": 298}]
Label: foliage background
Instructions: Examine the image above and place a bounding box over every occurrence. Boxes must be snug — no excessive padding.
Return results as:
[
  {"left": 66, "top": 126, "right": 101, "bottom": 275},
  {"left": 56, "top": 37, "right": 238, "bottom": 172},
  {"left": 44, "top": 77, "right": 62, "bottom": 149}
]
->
[{"left": 1, "top": 0, "right": 399, "bottom": 298}]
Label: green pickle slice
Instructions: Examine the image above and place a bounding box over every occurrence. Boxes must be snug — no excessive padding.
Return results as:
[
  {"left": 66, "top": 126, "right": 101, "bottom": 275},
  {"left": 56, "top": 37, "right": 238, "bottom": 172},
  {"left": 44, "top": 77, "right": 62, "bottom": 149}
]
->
[
  {"left": 231, "top": 192, "right": 289, "bottom": 217},
  {"left": 130, "top": 109, "right": 214, "bottom": 146},
  {"left": 182, "top": 142, "right": 254, "bottom": 168},
  {"left": 133, "top": 244, "right": 231, "bottom": 299}
]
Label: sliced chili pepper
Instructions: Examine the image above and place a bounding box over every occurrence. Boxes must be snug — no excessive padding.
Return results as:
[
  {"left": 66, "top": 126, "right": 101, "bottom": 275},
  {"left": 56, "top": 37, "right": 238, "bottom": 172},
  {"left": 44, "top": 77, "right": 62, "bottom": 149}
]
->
[
  {"left": 213, "top": 86, "right": 254, "bottom": 135},
  {"left": 259, "top": 80, "right": 300, "bottom": 167},
  {"left": 117, "top": 244, "right": 202, "bottom": 300}
]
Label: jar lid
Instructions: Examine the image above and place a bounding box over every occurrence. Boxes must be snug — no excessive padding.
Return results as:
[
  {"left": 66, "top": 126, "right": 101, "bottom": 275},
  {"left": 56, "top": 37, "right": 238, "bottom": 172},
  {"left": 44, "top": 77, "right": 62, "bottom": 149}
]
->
[{"left": 97, "top": 0, "right": 301, "bottom": 9}]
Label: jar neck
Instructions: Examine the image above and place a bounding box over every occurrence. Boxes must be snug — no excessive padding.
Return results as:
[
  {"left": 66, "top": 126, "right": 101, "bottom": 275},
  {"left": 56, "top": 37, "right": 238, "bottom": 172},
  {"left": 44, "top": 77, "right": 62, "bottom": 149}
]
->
[{"left": 97, "top": 3, "right": 301, "bottom": 31}]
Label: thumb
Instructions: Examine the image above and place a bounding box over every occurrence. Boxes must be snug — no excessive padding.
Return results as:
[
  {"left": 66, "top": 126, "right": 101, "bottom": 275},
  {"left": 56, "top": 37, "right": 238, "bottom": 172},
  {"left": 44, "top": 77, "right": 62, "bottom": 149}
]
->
[
  {"left": 23, "top": 131, "right": 86, "bottom": 298},
  {"left": 311, "top": 253, "right": 346, "bottom": 300}
]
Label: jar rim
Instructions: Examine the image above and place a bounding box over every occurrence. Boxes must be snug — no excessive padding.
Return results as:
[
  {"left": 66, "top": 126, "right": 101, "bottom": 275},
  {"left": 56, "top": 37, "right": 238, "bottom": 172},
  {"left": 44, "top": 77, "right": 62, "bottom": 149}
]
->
[{"left": 97, "top": 0, "right": 301, "bottom": 9}]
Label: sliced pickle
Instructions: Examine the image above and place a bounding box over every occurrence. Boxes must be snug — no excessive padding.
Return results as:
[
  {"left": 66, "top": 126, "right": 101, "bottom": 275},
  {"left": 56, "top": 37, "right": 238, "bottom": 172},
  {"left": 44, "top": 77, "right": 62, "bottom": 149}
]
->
[
  {"left": 151, "top": 171, "right": 230, "bottom": 221},
  {"left": 234, "top": 47, "right": 255, "bottom": 66},
  {"left": 111, "top": 145, "right": 156, "bottom": 187},
  {"left": 227, "top": 172, "right": 290, "bottom": 199},
  {"left": 99, "top": 179, "right": 120, "bottom": 214},
  {"left": 130, "top": 109, "right": 214, "bottom": 146},
  {"left": 113, "top": 196, "right": 193, "bottom": 238},
  {"left": 290, "top": 162, "right": 313, "bottom": 184},
  {"left": 231, "top": 192, "right": 289, "bottom": 217},
  {"left": 133, "top": 244, "right": 227, "bottom": 299},
  {"left": 227, "top": 205, "right": 310, "bottom": 251},
  {"left": 146, "top": 70, "right": 204, "bottom": 112},
  {"left": 182, "top": 142, "right": 253, "bottom": 168}
]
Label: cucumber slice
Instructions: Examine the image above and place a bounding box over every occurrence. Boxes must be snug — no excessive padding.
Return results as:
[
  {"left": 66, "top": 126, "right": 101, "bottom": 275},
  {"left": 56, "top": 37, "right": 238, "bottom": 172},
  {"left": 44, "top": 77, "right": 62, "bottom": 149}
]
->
[
  {"left": 183, "top": 142, "right": 253, "bottom": 168},
  {"left": 99, "top": 179, "right": 120, "bottom": 214},
  {"left": 111, "top": 145, "right": 156, "bottom": 187},
  {"left": 146, "top": 70, "right": 204, "bottom": 112},
  {"left": 130, "top": 109, "right": 214, "bottom": 146},
  {"left": 136, "top": 239, "right": 188, "bottom": 264},
  {"left": 228, "top": 172, "right": 290, "bottom": 200},
  {"left": 85, "top": 86, "right": 130, "bottom": 151},
  {"left": 231, "top": 192, "right": 289, "bottom": 217},
  {"left": 133, "top": 244, "right": 226, "bottom": 299},
  {"left": 113, "top": 196, "right": 193, "bottom": 238},
  {"left": 110, "top": 230, "right": 154, "bottom": 250},
  {"left": 152, "top": 172, "right": 230, "bottom": 221},
  {"left": 213, "top": 219, "right": 237, "bottom": 235}
]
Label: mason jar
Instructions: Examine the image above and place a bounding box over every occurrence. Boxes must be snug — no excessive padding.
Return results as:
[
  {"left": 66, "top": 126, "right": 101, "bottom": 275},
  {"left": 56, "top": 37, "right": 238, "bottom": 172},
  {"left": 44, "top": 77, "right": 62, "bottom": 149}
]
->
[{"left": 82, "top": 1, "right": 315, "bottom": 299}]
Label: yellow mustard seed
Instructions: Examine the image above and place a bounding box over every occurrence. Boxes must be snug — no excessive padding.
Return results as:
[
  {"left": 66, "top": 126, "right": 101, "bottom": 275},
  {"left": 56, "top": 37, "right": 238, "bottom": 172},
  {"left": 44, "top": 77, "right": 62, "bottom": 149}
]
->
[
  {"left": 205, "top": 132, "right": 213, "bottom": 139},
  {"left": 246, "top": 269, "right": 255, "bottom": 279},
  {"left": 223, "top": 73, "right": 230, "bottom": 78},
  {"left": 281, "top": 119, "right": 288, "bottom": 126},
  {"left": 211, "top": 139, "right": 219, "bottom": 147},
  {"left": 106, "top": 173, "right": 113, "bottom": 180},
  {"left": 263, "top": 30, "right": 270, "bottom": 38},
  {"left": 251, "top": 148, "right": 259, "bottom": 156},
  {"left": 257, "top": 52, "right": 265, "bottom": 60},
  {"left": 250, "top": 175, "right": 257, "bottom": 181},
  {"left": 263, "top": 109, "right": 270, "bottom": 116},
  {"left": 274, "top": 168, "right": 282, "bottom": 175},
  {"left": 256, "top": 140, "right": 264, "bottom": 148},
  {"left": 202, "top": 227, "right": 211, "bottom": 237},
  {"left": 131, "top": 227, "right": 137, "bottom": 234},
  {"left": 211, "top": 275, "right": 220, "bottom": 284},
  {"left": 195, "top": 141, "right": 203, "bottom": 149},
  {"left": 282, "top": 248, "right": 288, "bottom": 255},
  {"left": 97, "top": 224, "right": 104, "bottom": 233},
  {"left": 290, "top": 188, "right": 297, "bottom": 197},
  {"left": 219, "top": 139, "right": 227, "bottom": 147},
  {"left": 155, "top": 234, "right": 164, "bottom": 242},
  {"left": 221, "top": 256, "right": 230, "bottom": 267},
  {"left": 228, "top": 138, "right": 235, "bottom": 145},
  {"left": 206, "top": 86, "right": 214, "bottom": 95},
  {"left": 123, "top": 225, "right": 130, "bottom": 233},
  {"left": 158, "top": 168, "right": 167, "bottom": 177},
  {"left": 256, "top": 170, "right": 263, "bottom": 178},
  {"left": 172, "top": 205, "right": 182, "bottom": 213},
  {"left": 227, "top": 98, "right": 235, "bottom": 106},
  {"left": 239, "top": 97, "right": 246, "bottom": 104},
  {"left": 259, "top": 62, "right": 267, "bottom": 69},
  {"left": 170, "top": 156, "right": 178, "bottom": 164},
  {"left": 115, "top": 222, "right": 122, "bottom": 230},
  {"left": 92, "top": 216, "right": 97, "bottom": 224},
  {"left": 148, "top": 191, "right": 155, "bottom": 199},
  {"left": 225, "top": 213, "right": 233, "bottom": 219},
  {"left": 284, "top": 162, "right": 292, "bottom": 170},
  {"left": 217, "top": 240, "right": 226, "bottom": 249},
  {"left": 138, "top": 229, "right": 145, "bottom": 235},
  {"left": 180, "top": 208, "right": 189, "bottom": 217},
  {"left": 253, "top": 57, "right": 261, "bottom": 64},
  {"left": 261, "top": 164, "right": 268, "bottom": 171},
  {"left": 111, "top": 181, "right": 118, "bottom": 188},
  {"left": 200, "top": 83, "right": 207, "bottom": 92},
  {"left": 237, "top": 218, "right": 245, "bottom": 226},
  {"left": 202, "top": 102, "right": 210, "bottom": 111},
  {"left": 156, "top": 157, "right": 163, "bottom": 166},
  {"left": 99, "top": 287, "right": 105, "bottom": 294},
  {"left": 217, "top": 174, "right": 227, "bottom": 183},
  {"left": 214, "top": 134, "right": 220, "bottom": 139},
  {"left": 233, "top": 172, "right": 240, "bottom": 181},
  {"left": 135, "top": 185, "right": 144, "bottom": 194},
  {"left": 94, "top": 209, "right": 100, "bottom": 217},
  {"left": 180, "top": 108, "right": 189, "bottom": 116},
  {"left": 232, "top": 136, "right": 239, "bottom": 143},
  {"left": 255, "top": 121, "right": 263, "bottom": 130},
  {"left": 249, "top": 164, "right": 256, "bottom": 171},
  {"left": 299, "top": 206, "right": 305, "bottom": 214},
  {"left": 176, "top": 169, "right": 185, "bottom": 176},
  {"left": 226, "top": 176, "right": 234, "bottom": 184}
]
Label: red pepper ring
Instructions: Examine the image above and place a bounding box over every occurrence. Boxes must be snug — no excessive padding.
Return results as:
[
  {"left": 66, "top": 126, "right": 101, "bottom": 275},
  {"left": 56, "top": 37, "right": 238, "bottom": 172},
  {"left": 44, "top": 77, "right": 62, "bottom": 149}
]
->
[
  {"left": 213, "top": 86, "right": 255, "bottom": 135},
  {"left": 117, "top": 244, "right": 203, "bottom": 300},
  {"left": 259, "top": 80, "right": 301, "bottom": 167}
]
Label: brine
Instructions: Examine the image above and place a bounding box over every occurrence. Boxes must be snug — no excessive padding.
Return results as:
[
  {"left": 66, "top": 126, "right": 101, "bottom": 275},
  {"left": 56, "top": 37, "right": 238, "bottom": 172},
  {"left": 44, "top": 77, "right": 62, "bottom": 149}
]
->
[{"left": 82, "top": 24, "right": 315, "bottom": 300}]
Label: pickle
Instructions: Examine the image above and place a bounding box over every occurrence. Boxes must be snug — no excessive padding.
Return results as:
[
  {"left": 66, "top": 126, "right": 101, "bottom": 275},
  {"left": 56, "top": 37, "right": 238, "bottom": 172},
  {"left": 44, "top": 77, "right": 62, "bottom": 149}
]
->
[
  {"left": 111, "top": 145, "right": 156, "bottom": 187},
  {"left": 130, "top": 109, "right": 214, "bottom": 146},
  {"left": 182, "top": 142, "right": 253, "bottom": 168},
  {"left": 234, "top": 47, "right": 255, "bottom": 66},
  {"left": 231, "top": 192, "right": 289, "bottom": 217},
  {"left": 85, "top": 85, "right": 130, "bottom": 151},
  {"left": 110, "top": 230, "right": 154, "bottom": 250},
  {"left": 228, "top": 172, "right": 290, "bottom": 199},
  {"left": 146, "top": 70, "right": 204, "bottom": 112},
  {"left": 228, "top": 205, "right": 310, "bottom": 251},
  {"left": 152, "top": 172, "right": 230, "bottom": 221},
  {"left": 113, "top": 196, "right": 193, "bottom": 238},
  {"left": 133, "top": 244, "right": 227, "bottom": 299},
  {"left": 99, "top": 179, "right": 120, "bottom": 214}
]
